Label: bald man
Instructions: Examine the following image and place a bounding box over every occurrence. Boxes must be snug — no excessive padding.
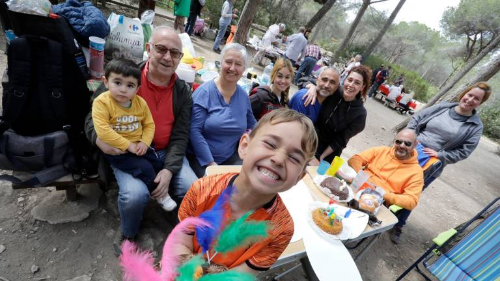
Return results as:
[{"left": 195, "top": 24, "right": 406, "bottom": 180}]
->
[
  {"left": 348, "top": 129, "right": 424, "bottom": 244},
  {"left": 85, "top": 26, "right": 198, "bottom": 252},
  {"left": 289, "top": 67, "right": 340, "bottom": 123}
]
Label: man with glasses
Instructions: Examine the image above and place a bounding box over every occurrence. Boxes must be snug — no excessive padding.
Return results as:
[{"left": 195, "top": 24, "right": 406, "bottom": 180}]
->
[
  {"left": 85, "top": 26, "right": 198, "bottom": 254},
  {"left": 348, "top": 129, "right": 424, "bottom": 244}
]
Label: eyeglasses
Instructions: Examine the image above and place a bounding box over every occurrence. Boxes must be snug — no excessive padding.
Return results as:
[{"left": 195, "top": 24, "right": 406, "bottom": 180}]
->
[
  {"left": 395, "top": 139, "right": 412, "bottom": 147},
  {"left": 152, "top": 44, "right": 183, "bottom": 59}
]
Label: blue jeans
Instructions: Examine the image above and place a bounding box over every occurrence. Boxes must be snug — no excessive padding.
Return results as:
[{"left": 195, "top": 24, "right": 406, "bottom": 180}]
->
[
  {"left": 113, "top": 154, "right": 198, "bottom": 237},
  {"left": 294, "top": 57, "right": 317, "bottom": 84},
  {"left": 213, "top": 19, "right": 230, "bottom": 50},
  {"left": 368, "top": 81, "right": 381, "bottom": 98},
  {"left": 394, "top": 164, "right": 443, "bottom": 228}
]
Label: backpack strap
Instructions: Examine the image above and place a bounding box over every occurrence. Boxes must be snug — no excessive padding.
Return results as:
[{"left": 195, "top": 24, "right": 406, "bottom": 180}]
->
[
  {"left": 43, "top": 38, "right": 66, "bottom": 125},
  {"left": 0, "top": 164, "right": 69, "bottom": 187}
]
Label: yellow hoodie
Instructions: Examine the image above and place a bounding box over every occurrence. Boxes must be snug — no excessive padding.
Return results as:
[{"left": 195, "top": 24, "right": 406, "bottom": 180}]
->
[{"left": 348, "top": 146, "right": 423, "bottom": 210}]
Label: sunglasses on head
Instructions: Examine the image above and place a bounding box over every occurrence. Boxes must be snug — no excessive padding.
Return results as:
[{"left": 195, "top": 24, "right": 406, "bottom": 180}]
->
[
  {"left": 395, "top": 139, "right": 412, "bottom": 147},
  {"left": 152, "top": 44, "right": 183, "bottom": 59}
]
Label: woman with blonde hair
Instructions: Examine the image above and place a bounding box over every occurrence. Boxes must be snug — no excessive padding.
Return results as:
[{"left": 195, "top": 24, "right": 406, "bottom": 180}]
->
[{"left": 250, "top": 58, "right": 294, "bottom": 120}]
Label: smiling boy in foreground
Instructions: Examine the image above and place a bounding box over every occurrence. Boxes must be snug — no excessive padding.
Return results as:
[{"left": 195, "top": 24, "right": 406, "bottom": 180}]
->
[{"left": 175, "top": 108, "right": 318, "bottom": 275}]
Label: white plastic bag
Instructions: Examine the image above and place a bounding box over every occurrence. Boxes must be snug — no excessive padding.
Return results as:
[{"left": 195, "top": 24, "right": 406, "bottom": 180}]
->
[
  {"left": 6, "top": 0, "right": 51, "bottom": 16},
  {"left": 104, "top": 13, "right": 144, "bottom": 63}
]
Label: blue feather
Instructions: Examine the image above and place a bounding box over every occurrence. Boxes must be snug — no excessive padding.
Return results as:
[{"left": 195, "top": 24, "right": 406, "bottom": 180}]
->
[{"left": 196, "top": 184, "right": 235, "bottom": 253}]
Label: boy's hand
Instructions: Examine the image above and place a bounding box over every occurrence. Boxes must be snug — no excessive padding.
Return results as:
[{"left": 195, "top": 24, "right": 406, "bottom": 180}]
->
[
  {"left": 127, "top": 142, "right": 138, "bottom": 154},
  {"left": 136, "top": 142, "right": 148, "bottom": 156}
]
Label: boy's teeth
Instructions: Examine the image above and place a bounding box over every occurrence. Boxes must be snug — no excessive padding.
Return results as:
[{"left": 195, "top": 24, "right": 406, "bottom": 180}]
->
[{"left": 259, "top": 167, "right": 279, "bottom": 180}]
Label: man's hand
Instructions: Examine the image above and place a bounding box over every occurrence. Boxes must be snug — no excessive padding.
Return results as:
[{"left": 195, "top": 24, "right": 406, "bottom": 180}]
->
[
  {"left": 152, "top": 169, "right": 173, "bottom": 199},
  {"left": 136, "top": 142, "right": 148, "bottom": 156},
  {"left": 302, "top": 84, "right": 318, "bottom": 106},
  {"left": 422, "top": 147, "right": 438, "bottom": 157},
  {"left": 96, "top": 137, "right": 126, "bottom": 155},
  {"left": 127, "top": 142, "right": 138, "bottom": 154}
]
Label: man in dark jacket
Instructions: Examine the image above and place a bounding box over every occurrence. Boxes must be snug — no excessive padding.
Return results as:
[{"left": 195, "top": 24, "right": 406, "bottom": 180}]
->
[
  {"left": 85, "top": 26, "right": 197, "bottom": 252},
  {"left": 185, "top": 0, "right": 204, "bottom": 36}
]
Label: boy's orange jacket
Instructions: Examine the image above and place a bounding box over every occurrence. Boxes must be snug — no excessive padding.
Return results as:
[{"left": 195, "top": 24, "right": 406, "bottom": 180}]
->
[{"left": 348, "top": 146, "right": 424, "bottom": 210}]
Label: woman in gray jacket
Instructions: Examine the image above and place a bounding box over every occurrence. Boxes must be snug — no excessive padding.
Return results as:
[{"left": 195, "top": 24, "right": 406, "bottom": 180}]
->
[{"left": 391, "top": 81, "right": 491, "bottom": 244}]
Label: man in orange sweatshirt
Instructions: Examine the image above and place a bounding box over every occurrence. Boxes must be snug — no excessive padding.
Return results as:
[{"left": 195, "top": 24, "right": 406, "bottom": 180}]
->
[{"left": 348, "top": 129, "right": 423, "bottom": 244}]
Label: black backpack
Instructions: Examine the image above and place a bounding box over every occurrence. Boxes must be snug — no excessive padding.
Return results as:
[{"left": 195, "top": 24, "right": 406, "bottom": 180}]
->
[{"left": 0, "top": 15, "right": 96, "bottom": 186}]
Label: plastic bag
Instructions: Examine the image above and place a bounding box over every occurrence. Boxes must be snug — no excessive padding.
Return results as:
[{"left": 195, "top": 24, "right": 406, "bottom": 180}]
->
[
  {"left": 104, "top": 13, "right": 144, "bottom": 63},
  {"left": 6, "top": 0, "right": 51, "bottom": 16},
  {"left": 140, "top": 10, "right": 154, "bottom": 49}
]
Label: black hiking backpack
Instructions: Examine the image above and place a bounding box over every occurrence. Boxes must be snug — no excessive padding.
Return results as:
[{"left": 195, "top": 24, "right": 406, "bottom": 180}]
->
[{"left": 0, "top": 15, "right": 97, "bottom": 186}]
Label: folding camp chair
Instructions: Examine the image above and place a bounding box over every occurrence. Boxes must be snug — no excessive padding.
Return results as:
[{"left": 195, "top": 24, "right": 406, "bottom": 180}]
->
[{"left": 396, "top": 197, "right": 500, "bottom": 280}]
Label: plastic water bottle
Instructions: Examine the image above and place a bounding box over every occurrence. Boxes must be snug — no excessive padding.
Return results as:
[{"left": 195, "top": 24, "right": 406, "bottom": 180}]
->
[{"left": 261, "top": 62, "right": 274, "bottom": 85}]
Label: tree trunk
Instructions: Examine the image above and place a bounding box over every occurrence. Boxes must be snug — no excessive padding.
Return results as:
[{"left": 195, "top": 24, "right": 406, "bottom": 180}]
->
[
  {"left": 362, "top": 0, "right": 406, "bottom": 62},
  {"left": 393, "top": 54, "right": 500, "bottom": 133},
  {"left": 234, "top": 0, "right": 262, "bottom": 45},
  {"left": 446, "top": 54, "right": 500, "bottom": 102},
  {"left": 332, "top": 0, "right": 370, "bottom": 62},
  {"left": 424, "top": 35, "right": 500, "bottom": 108},
  {"left": 305, "top": 0, "right": 337, "bottom": 30}
]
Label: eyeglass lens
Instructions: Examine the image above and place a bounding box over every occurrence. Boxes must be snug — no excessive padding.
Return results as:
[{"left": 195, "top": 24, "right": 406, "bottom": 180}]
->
[
  {"left": 395, "top": 139, "right": 412, "bottom": 146},
  {"left": 154, "top": 44, "right": 182, "bottom": 59}
]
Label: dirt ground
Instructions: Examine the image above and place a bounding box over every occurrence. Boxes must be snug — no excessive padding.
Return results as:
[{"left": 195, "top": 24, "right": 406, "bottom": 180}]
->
[{"left": 0, "top": 4, "right": 499, "bottom": 281}]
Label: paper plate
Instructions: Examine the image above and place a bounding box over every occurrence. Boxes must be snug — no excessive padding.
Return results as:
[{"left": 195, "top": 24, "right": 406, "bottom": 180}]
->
[
  {"left": 313, "top": 175, "right": 354, "bottom": 202},
  {"left": 306, "top": 201, "right": 368, "bottom": 241}
]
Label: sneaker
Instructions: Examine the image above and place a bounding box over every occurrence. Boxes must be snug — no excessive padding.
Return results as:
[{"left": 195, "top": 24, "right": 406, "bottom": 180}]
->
[
  {"left": 158, "top": 195, "right": 177, "bottom": 212},
  {"left": 213, "top": 48, "right": 221, "bottom": 54},
  {"left": 390, "top": 226, "right": 403, "bottom": 244},
  {"left": 113, "top": 228, "right": 135, "bottom": 257}
]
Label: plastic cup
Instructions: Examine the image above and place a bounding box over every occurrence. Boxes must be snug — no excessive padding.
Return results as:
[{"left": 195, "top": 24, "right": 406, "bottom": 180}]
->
[
  {"left": 317, "top": 160, "right": 330, "bottom": 175},
  {"left": 351, "top": 170, "right": 370, "bottom": 191},
  {"left": 89, "top": 36, "right": 105, "bottom": 79},
  {"left": 326, "top": 156, "right": 344, "bottom": 176}
]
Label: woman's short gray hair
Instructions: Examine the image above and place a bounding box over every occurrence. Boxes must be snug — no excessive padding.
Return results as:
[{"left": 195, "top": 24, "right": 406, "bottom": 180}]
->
[{"left": 221, "top": 43, "right": 248, "bottom": 69}]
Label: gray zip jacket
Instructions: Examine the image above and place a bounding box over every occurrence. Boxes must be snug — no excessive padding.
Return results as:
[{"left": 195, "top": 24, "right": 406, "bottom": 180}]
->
[{"left": 407, "top": 102, "right": 483, "bottom": 165}]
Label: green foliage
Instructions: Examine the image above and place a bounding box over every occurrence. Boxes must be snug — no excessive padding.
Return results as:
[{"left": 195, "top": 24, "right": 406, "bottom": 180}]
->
[
  {"left": 479, "top": 101, "right": 500, "bottom": 142},
  {"left": 363, "top": 55, "right": 433, "bottom": 102}
]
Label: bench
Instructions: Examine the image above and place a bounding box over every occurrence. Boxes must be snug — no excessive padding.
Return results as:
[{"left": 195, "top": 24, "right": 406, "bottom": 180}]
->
[{"left": 11, "top": 172, "right": 106, "bottom": 201}]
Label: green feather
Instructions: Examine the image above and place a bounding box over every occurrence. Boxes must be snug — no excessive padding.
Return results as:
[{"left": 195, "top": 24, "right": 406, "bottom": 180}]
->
[
  {"left": 214, "top": 211, "right": 270, "bottom": 254},
  {"left": 175, "top": 254, "right": 205, "bottom": 281},
  {"left": 199, "top": 270, "right": 256, "bottom": 281}
]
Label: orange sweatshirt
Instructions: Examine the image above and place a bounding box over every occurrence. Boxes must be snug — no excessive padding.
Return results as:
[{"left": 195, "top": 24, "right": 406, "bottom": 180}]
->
[{"left": 348, "top": 146, "right": 424, "bottom": 210}]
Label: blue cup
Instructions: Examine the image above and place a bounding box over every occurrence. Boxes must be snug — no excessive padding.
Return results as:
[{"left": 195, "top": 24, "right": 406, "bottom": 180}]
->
[{"left": 317, "top": 160, "right": 330, "bottom": 175}]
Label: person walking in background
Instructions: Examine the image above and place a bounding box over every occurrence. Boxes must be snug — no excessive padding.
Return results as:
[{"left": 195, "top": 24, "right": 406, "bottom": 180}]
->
[
  {"left": 213, "top": 0, "right": 238, "bottom": 54},
  {"left": 294, "top": 43, "right": 322, "bottom": 85},
  {"left": 368, "top": 65, "right": 390, "bottom": 98},
  {"left": 283, "top": 26, "right": 308, "bottom": 66},
  {"left": 185, "top": 0, "right": 205, "bottom": 36},
  {"left": 174, "top": 0, "right": 191, "bottom": 33}
]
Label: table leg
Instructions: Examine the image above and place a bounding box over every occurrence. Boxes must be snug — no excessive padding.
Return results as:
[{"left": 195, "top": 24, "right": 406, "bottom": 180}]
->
[
  {"left": 65, "top": 185, "right": 78, "bottom": 202},
  {"left": 353, "top": 233, "right": 380, "bottom": 261},
  {"left": 300, "top": 256, "right": 319, "bottom": 281},
  {"left": 272, "top": 263, "right": 302, "bottom": 280}
]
